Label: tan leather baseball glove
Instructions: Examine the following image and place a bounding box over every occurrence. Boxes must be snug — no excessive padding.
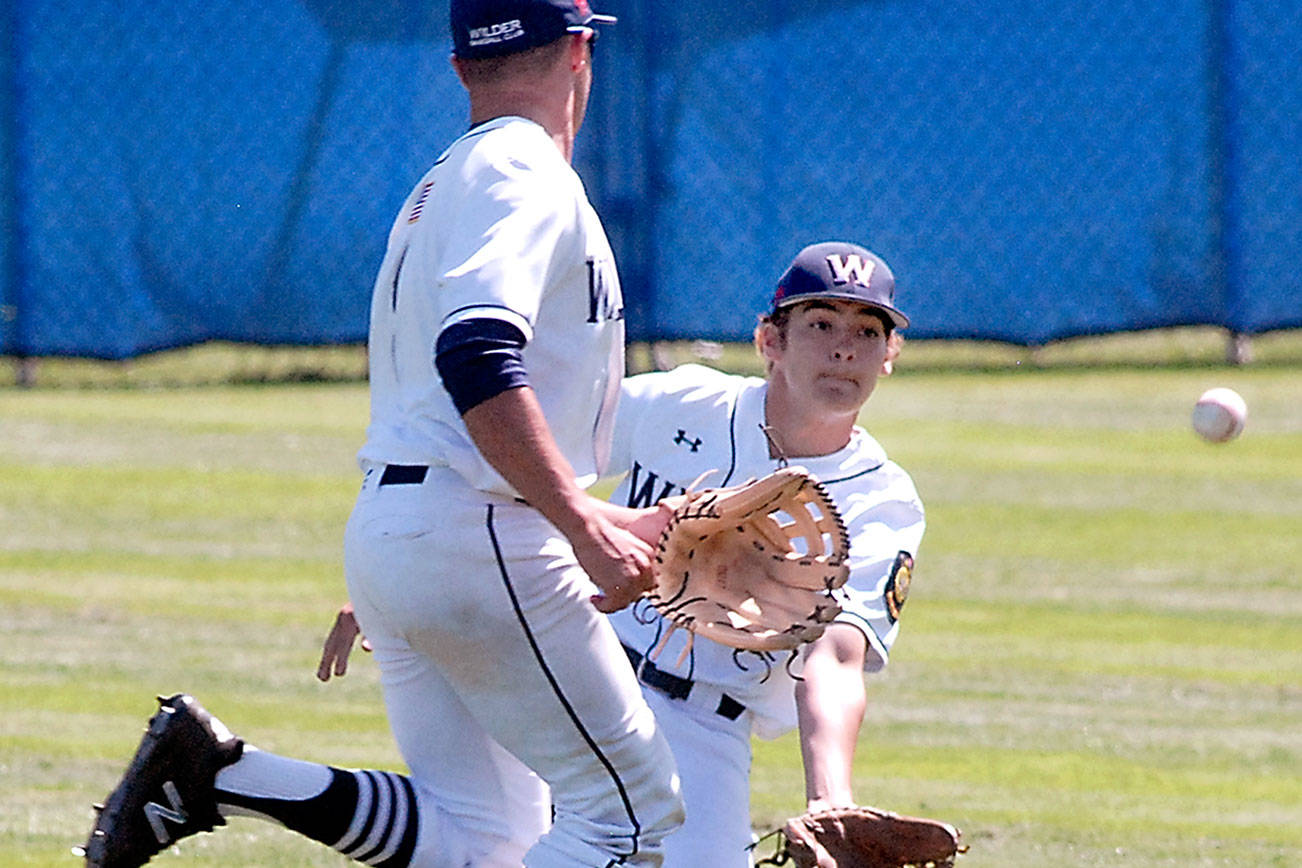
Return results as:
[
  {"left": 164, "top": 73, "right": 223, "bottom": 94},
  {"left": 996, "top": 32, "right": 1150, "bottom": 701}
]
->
[
  {"left": 646, "top": 466, "right": 850, "bottom": 658},
  {"left": 756, "top": 805, "right": 967, "bottom": 868}
]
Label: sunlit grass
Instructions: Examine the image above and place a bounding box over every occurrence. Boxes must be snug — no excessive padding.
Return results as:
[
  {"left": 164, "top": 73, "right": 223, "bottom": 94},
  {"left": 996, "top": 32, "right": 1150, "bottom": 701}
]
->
[{"left": 2, "top": 335, "right": 1298, "bottom": 866}]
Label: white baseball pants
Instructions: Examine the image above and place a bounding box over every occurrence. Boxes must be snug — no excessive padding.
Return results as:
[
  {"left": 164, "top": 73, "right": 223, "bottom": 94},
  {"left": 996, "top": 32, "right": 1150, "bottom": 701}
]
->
[
  {"left": 639, "top": 687, "right": 755, "bottom": 866},
  {"left": 345, "top": 465, "right": 684, "bottom": 867}
]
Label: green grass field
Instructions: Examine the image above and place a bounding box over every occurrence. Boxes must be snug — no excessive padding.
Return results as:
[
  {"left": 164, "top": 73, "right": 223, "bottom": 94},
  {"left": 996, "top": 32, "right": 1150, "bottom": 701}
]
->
[{"left": 2, "top": 331, "right": 1299, "bottom": 866}]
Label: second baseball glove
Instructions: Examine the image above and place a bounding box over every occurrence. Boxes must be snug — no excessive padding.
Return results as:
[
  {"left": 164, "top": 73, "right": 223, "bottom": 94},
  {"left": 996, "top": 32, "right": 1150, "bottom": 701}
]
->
[
  {"left": 647, "top": 466, "right": 850, "bottom": 657},
  {"left": 756, "top": 805, "right": 967, "bottom": 868}
]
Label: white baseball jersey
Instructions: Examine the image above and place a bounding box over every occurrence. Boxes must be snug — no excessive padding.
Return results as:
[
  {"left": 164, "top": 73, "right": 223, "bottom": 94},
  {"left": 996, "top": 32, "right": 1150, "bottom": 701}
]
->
[
  {"left": 357, "top": 115, "right": 625, "bottom": 497},
  {"left": 607, "top": 364, "right": 926, "bottom": 738},
  {"left": 344, "top": 116, "right": 682, "bottom": 866}
]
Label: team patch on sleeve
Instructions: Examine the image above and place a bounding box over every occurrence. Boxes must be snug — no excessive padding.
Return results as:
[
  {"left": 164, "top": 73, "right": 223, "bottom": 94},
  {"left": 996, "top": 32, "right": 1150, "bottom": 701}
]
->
[{"left": 883, "top": 551, "right": 914, "bottom": 623}]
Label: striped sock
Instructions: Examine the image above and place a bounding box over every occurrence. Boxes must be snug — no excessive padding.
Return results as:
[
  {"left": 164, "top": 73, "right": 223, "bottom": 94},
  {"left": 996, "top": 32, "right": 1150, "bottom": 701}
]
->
[
  {"left": 326, "top": 769, "right": 420, "bottom": 866},
  {"left": 216, "top": 756, "right": 418, "bottom": 867}
]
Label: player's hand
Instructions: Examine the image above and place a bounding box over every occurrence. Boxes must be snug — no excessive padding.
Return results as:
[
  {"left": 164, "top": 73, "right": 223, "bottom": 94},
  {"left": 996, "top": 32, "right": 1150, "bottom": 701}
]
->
[
  {"left": 596, "top": 500, "right": 674, "bottom": 547},
  {"left": 316, "top": 602, "right": 372, "bottom": 682},
  {"left": 570, "top": 509, "right": 659, "bottom": 614}
]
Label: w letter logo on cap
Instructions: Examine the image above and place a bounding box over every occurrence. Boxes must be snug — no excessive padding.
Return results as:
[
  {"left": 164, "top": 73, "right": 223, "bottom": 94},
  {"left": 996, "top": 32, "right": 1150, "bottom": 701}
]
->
[{"left": 826, "top": 254, "right": 875, "bottom": 287}]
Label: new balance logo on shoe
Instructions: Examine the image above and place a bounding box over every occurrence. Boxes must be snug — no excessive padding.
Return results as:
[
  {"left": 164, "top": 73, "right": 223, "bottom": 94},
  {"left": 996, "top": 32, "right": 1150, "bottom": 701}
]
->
[{"left": 143, "top": 781, "right": 188, "bottom": 844}]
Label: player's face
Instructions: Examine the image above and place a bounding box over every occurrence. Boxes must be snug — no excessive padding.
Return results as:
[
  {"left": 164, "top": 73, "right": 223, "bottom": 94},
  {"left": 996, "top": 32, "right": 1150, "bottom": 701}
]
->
[{"left": 763, "top": 300, "right": 891, "bottom": 416}]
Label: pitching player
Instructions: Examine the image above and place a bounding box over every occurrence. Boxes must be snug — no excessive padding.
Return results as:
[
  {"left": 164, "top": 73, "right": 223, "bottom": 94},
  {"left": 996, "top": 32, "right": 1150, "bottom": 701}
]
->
[
  {"left": 323, "top": 242, "right": 927, "bottom": 865},
  {"left": 80, "top": 2, "right": 683, "bottom": 867}
]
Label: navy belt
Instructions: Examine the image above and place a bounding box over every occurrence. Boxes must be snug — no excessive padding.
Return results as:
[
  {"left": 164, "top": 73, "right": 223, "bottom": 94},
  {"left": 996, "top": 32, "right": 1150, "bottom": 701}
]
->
[
  {"left": 377, "top": 464, "right": 531, "bottom": 505},
  {"left": 379, "top": 464, "right": 428, "bottom": 486},
  {"left": 622, "top": 644, "right": 746, "bottom": 721}
]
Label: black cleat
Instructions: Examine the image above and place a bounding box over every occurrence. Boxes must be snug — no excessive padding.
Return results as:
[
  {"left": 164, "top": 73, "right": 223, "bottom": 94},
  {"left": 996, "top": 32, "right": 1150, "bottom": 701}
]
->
[{"left": 77, "top": 694, "right": 243, "bottom": 866}]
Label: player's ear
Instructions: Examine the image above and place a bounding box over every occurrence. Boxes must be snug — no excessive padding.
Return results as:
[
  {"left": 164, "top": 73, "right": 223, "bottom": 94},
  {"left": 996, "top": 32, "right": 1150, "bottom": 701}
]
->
[
  {"left": 568, "top": 31, "right": 590, "bottom": 71},
  {"left": 880, "top": 331, "right": 903, "bottom": 376},
  {"left": 755, "top": 319, "right": 782, "bottom": 364}
]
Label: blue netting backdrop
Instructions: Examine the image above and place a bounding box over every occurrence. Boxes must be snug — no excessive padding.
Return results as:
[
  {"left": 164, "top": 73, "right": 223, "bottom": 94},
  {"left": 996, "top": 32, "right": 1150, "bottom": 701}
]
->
[{"left": 1, "top": 0, "right": 1299, "bottom": 357}]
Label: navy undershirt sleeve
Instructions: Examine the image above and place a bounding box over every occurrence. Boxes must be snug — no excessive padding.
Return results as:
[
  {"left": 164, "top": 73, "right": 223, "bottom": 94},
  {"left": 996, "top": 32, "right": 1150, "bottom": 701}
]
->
[{"left": 434, "top": 318, "right": 530, "bottom": 416}]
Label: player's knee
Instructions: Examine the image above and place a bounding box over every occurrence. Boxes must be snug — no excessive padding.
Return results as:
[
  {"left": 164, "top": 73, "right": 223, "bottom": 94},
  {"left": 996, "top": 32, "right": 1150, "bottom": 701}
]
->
[
  {"left": 621, "top": 771, "right": 685, "bottom": 857},
  {"left": 538, "top": 762, "right": 683, "bottom": 864},
  {"left": 532, "top": 795, "right": 684, "bottom": 867},
  {"left": 641, "top": 785, "right": 686, "bottom": 844}
]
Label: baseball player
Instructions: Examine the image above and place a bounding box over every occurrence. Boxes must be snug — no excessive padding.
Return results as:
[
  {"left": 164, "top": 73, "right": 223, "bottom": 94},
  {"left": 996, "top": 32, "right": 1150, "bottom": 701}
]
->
[
  {"left": 605, "top": 242, "right": 924, "bottom": 864},
  {"left": 79, "top": 2, "right": 684, "bottom": 867},
  {"left": 323, "top": 242, "right": 929, "bottom": 865}
]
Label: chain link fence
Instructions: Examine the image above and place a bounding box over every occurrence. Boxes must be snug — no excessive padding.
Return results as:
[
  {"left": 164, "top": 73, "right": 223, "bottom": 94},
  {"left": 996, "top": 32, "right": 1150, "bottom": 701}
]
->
[
  {"left": 595, "top": 0, "right": 1302, "bottom": 343},
  {"left": 2, "top": 0, "right": 1299, "bottom": 358}
]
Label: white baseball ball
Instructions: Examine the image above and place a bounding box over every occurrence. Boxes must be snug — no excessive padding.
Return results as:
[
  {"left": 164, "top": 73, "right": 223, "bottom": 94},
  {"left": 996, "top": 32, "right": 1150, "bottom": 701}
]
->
[{"left": 1191, "top": 387, "right": 1247, "bottom": 443}]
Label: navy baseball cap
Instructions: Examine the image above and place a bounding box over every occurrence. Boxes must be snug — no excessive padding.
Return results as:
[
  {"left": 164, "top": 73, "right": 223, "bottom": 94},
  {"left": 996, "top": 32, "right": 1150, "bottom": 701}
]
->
[
  {"left": 771, "top": 242, "right": 910, "bottom": 329},
  {"left": 451, "top": 0, "right": 616, "bottom": 60}
]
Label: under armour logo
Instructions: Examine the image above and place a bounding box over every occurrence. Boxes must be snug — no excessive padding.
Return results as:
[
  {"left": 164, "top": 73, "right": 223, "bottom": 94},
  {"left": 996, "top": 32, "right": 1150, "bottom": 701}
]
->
[
  {"left": 144, "top": 781, "right": 188, "bottom": 844},
  {"left": 674, "top": 430, "right": 702, "bottom": 452},
  {"left": 826, "top": 253, "right": 875, "bottom": 287}
]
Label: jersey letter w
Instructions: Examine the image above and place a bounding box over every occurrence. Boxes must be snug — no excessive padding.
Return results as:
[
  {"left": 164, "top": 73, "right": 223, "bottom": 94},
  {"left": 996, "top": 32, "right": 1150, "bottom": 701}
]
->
[{"left": 625, "top": 462, "right": 682, "bottom": 508}]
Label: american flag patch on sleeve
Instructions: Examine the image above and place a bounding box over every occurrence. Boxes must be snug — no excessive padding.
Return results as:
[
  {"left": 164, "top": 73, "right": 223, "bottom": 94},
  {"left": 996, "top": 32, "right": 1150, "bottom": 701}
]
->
[{"left": 408, "top": 182, "right": 434, "bottom": 223}]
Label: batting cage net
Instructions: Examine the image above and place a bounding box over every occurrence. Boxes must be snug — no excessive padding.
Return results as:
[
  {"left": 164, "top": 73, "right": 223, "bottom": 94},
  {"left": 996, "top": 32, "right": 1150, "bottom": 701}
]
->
[{"left": 2, "top": 0, "right": 1299, "bottom": 358}]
